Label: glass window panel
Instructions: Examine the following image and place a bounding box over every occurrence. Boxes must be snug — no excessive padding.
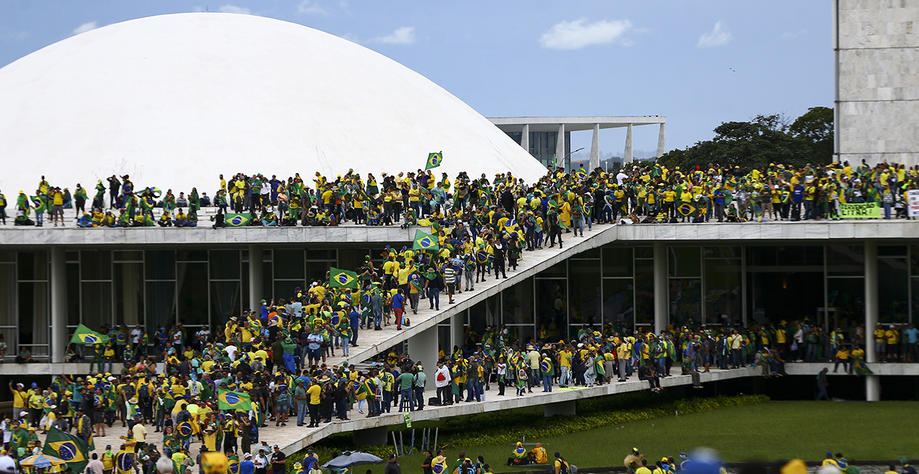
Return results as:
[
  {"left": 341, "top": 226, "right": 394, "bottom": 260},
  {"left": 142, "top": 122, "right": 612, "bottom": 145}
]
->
[
  {"left": 603, "top": 278, "right": 634, "bottom": 329},
  {"left": 501, "top": 276, "right": 533, "bottom": 324},
  {"left": 339, "top": 248, "right": 368, "bottom": 273},
  {"left": 0, "top": 265, "right": 15, "bottom": 327},
  {"left": 912, "top": 279, "right": 919, "bottom": 325},
  {"left": 114, "top": 263, "right": 144, "bottom": 327},
  {"left": 177, "top": 250, "right": 208, "bottom": 262},
  {"left": 635, "top": 260, "right": 654, "bottom": 324},
  {"left": 747, "top": 272, "right": 823, "bottom": 326},
  {"left": 0, "top": 251, "right": 15, "bottom": 263},
  {"left": 113, "top": 250, "right": 143, "bottom": 262},
  {"left": 66, "top": 251, "right": 79, "bottom": 262},
  {"left": 879, "top": 257, "right": 909, "bottom": 323},
  {"left": 18, "top": 282, "right": 48, "bottom": 347},
  {"left": 468, "top": 295, "right": 499, "bottom": 334},
  {"left": 211, "top": 281, "right": 241, "bottom": 325},
  {"left": 67, "top": 263, "right": 80, "bottom": 326},
  {"left": 574, "top": 248, "right": 601, "bottom": 259},
  {"left": 305, "top": 261, "right": 331, "bottom": 287},
  {"left": 81, "top": 250, "right": 111, "bottom": 280},
  {"left": 669, "top": 247, "right": 701, "bottom": 277},
  {"left": 81, "top": 282, "right": 112, "bottom": 330},
  {"left": 145, "top": 281, "right": 175, "bottom": 335},
  {"left": 635, "top": 247, "right": 653, "bottom": 259},
  {"left": 506, "top": 325, "right": 535, "bottom": 347},
  {"left": 177, "top": 263, "right": 208, "bottom": 327},
  {"left": 827, "top": 245, "right": 865, "bottom": 276},
  {"left": 569, "top": 260, "right": 601, "bottom": 326},
  {"left": 538, "top": 261, "right": 567, "bottom": 278},
  {"left": 879, "top": 245, "right": 906, "bottom": 257},
  {"left": 669, "top": 279, "right": 701, "bottom": 327},
  {"left": 145, "top": 251, "right": 175, "bottom": 280},
  {"left": 912, "top": 246, "right": 919, "bottom": 274},
  {"left": 438, "top": 325, "right": 451, "bottom": 355},
  {"left": 602, "top": 247, "right": 633, "bottom": 277},
  {"left": 704, "top": 259, "right": 742, "bottom": 326},
  {"left": 209, "top": 250, "right": 240, "bottom": 279},
  {"left": 535, "top": 279, "right": 567, "bottom": 340},
  {"left": 274, "top": 250, "right": 304, "bottom": 280},
  {"left": 778, "top": 246, "right": 823, "bottom": 266},
  {"left": 18, "top": 251, "right": 47, "bottom": 281},
  {"left": 704, "top": 247, "right": 740, "bottom": 259},
  {"left": 273, "top": 280, "right": 302, "bottom": 303},
  {"left": 307, "top": 249, "right": 337, "bottom": 260},
  {"left": 262, "top": 261, "right": 272, "bottom": 301},
  {"left": 827, "top": 277, "right": 865, "bottom": 329},
  {"left": 242, "top": 262, "right": 250, "bottom": 311}
]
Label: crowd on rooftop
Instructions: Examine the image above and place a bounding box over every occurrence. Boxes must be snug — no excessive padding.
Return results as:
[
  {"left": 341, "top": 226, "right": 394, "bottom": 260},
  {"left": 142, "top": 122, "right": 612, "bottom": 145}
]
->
[{"left": 2, "top": 159, "right": 918, "bottom": 228}]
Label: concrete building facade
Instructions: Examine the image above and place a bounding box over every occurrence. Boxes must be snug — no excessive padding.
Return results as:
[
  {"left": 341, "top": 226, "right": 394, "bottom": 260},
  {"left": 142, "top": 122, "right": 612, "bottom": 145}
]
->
[{"left": 835, "top": 0, "right": 919, "bottom": 166}]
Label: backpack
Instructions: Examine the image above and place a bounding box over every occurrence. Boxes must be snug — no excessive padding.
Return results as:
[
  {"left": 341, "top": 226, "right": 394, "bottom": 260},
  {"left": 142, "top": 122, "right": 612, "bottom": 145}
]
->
[{"left": 557, "top": 460, "right": 570, "bottom": 474}]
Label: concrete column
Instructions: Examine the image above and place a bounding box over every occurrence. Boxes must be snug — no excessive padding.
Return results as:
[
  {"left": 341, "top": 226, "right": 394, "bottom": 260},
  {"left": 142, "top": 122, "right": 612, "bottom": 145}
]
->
[
  {"left": 520, "top": 124, "right": 530, "bottom": 155},
  {"left": 248, "top": 245, "right": 263, "bottom": 312},
  {"left": 656, "top": 123, "right": 666, "bottom": 158},
  {"left": 555, "top": 124, "right": 566, "bottom": 170},
  {"left": 543, "top": 400, "right": 576, "bottom": 417},
  {"left": 864, "top": 241, "right": 880, "bottom": 401},
  {"left": 351, "top": 426, "right": 389, "bottom": 446},
  {"left": 589, "top": 123, "right": 600, "bottom": 170},
  {"left": 50, "top": 247, "right": 67, "bottom": 363},
  {"left": 624, "top": 123, "right": 634, "bottom": 164},
  {"left": 653, "top": 243, "right": 668, "bottom": 333},
  {"left": 408, "top": 325, "right": 439, "bottom": 381},
  {"left": 450, "top": 313, "right": 465, "bottom": 351}
]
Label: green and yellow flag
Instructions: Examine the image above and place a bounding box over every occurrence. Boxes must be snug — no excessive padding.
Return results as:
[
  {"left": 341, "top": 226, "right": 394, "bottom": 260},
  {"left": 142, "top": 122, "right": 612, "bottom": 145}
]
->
[
  {"left": 70, "top": 324, "right": 109, "bottom": 345},
  {"left": 425, "top": 152, "right": 443, "bottom": 170},
  {"left": 43, "top": 428, "right": 89, "bottom": 473},
  {"left": 413, "top": 229, "right": 439, "bottom": 252},
  {"left": 217, "top": 389, "right": 252, "bottom": 411},
  {"left": 226, "top": 213, "right": 253, "bottom": 227},
  {"left": 329, "top": 267, "right": 359, "bottom": 289}
]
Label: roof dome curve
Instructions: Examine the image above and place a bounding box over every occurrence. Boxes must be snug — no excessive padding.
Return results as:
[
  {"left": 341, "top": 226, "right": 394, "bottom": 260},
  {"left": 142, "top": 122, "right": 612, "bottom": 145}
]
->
[{"left": 0, "top": 13, "right": 546, "bottom": 194}]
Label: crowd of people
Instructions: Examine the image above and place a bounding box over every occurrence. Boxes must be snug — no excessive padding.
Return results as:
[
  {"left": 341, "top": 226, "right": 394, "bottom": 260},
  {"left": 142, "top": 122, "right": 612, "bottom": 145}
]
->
[{"left": 2, "top": 159, "right": 918, "bottom": 228}]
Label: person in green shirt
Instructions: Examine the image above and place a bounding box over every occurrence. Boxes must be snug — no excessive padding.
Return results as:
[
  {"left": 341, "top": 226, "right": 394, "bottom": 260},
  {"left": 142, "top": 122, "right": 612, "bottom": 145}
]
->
[{"left": 397, "top": 371, "right": 415, "bottom": 412}]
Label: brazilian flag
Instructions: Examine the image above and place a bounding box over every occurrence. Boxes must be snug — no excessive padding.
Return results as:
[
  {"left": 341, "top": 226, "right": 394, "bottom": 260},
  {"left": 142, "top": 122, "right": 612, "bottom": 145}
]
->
[
  {"left": 43, "top": 428, "right": 89, "bottom": 473},
  {"left": 176, "top": 421, "right": 194, "bottom": 438},
  {"left": 413, "top": 229, "right": 439, "bottom": 252},
  {"left": 329, "top": 267, "right": 359, "bottom": 289},
  {"left": 70, "top": 324, "right": 109, "bottom": 345},
  {"left": 677, "top": 203, "right": 696, "bottom": 217},
  {"left": 225, "top": 213, "right": 253, "bottom": 227},
  {"left": 217, "top": 389, "right": 252, "bottom": 411},
  {"left": 30, "top": 195, "right": 46, "bottom": 212},
  {"left": 425, "top": 151, "right": 443, "bottom": 170}
]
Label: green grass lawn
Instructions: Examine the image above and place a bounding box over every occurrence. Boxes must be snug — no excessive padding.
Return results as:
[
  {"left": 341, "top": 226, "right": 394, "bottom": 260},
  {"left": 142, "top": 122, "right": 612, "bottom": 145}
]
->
[{"left": 338, "top": 401, "right": 919, "bottom": 473}]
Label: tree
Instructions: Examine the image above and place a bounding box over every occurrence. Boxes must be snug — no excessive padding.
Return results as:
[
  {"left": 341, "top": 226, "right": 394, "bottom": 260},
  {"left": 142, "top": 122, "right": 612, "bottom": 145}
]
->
[
  {"left": 789, "top": 106, "right": 834, "bottom": 164},
  {"left": 657, "top": 107, "right": 834, "bottom": 172}
]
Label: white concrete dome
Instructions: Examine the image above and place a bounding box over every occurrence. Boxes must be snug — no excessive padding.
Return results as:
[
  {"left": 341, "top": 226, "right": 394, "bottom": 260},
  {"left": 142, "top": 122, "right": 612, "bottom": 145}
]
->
[{"left": 0, "top": 13, "right": 546, "bottom": 195}]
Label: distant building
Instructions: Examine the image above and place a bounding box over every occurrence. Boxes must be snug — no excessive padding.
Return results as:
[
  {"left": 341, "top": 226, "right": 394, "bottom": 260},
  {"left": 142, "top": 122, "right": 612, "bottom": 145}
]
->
[{"left": 489, "top": 116, "right": 666, "bottom": 170}]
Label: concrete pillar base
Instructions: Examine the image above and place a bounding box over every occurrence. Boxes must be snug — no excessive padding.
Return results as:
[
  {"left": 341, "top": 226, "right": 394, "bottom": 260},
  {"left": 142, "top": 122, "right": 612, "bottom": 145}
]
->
[
  {"left": 352, "top": 426, "right": 389, "bottom": 446},
  {"left": 866, "top": 375, "right": 881, "bottom": 402},
  {"left": 543, "top": 400, "right": 576, "bottom": 417}
]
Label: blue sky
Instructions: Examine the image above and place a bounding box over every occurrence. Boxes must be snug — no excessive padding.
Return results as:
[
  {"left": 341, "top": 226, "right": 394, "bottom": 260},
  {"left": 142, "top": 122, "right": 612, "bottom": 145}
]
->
[{"left": 0, "top": 0, "right": 832, "bottom": 160}]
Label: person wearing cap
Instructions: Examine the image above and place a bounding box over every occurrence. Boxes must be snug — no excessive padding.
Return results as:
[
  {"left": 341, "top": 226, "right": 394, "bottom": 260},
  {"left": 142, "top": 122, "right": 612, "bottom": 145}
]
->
[
  {"left": 269, "top": 445, "right": 286, "bottom": 474},
  {"left": 385, "top": 453, "right": 402, "bottom": 474},
  {"left": 553, "top": 452, "right": 571, "bottom": 474},
  {"left": 7, "top": 383, "right": 26, "bottom": 421}
]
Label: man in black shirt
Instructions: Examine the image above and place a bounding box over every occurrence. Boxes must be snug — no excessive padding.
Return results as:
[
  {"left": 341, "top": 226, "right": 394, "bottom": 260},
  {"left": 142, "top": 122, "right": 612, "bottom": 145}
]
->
[
  {"left": 270, "top": 445, "right": 286, "bottom": 474},
  {"left": 421, "top": 451, "right": 433, "bottom": 474},
  {"left": 384, "top": 454, "right": 402, "bottom": 474}
]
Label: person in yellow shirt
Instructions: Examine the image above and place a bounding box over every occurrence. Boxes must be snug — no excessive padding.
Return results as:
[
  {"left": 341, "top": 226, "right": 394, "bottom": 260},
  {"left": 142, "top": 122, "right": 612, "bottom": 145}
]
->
[
  {"left": 886, "top": 326, "right": 899, "bottom": 361},
  {"left": 874, "top": 323, "right": 887, "bottom": 361},
  {"left": 834, "top": 346, "right": 851, "bottom": 374},
  {"left": 306, "top": 380, "right": 322, "bottom": 427},
  {"left": 9, "top": 382, "right": 27, "bottom": 420}
]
